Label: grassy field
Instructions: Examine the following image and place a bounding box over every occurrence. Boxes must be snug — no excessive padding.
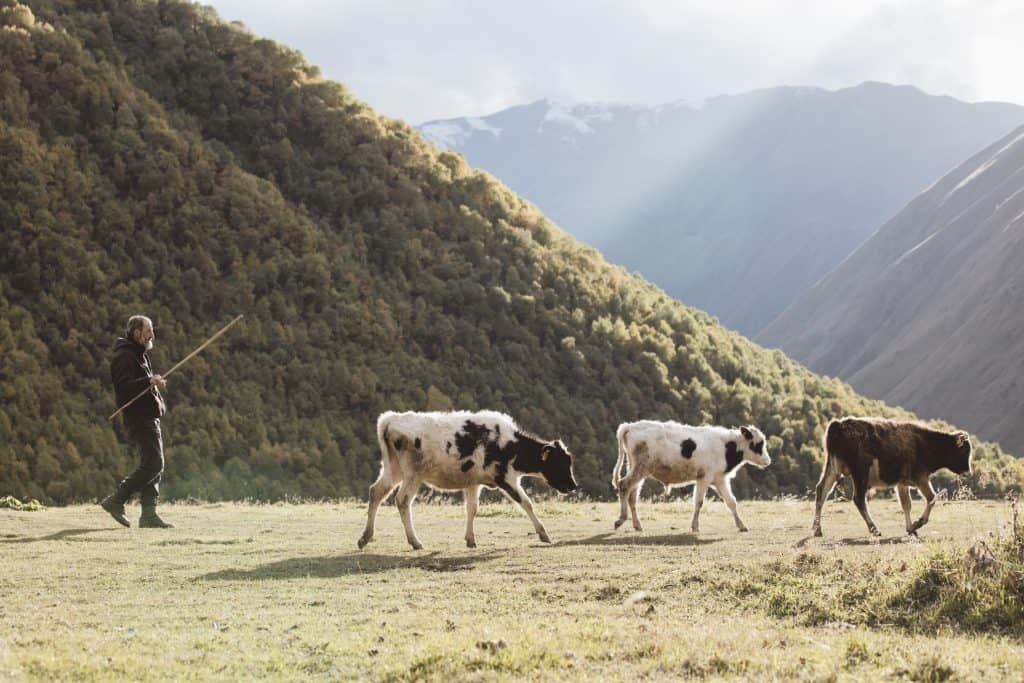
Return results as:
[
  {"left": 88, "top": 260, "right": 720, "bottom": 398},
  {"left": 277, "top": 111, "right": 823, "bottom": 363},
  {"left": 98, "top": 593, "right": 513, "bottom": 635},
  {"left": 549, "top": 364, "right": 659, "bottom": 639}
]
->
[{"left": 1, "top": 495, "right": 1022, "bottom": 681}]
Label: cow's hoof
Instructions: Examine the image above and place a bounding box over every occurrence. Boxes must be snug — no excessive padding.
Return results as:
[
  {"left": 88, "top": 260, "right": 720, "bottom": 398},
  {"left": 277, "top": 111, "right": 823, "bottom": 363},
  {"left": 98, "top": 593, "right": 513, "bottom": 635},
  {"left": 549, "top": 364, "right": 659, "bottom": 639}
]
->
[
  {"left": 614, "top": 518, "right": 626, "bottom": 530},
  {"left": 466, "top": 539, "right": 477, "bottom": 548},
  {"left": 870, "top": 528, "right": 882, "bottom": 537},
  {"left": 410, "top": 541, "right": 424, "bottom": 550},
  {"left": 539, "top": 534, "right": 551, "bottom": 544},
  {"left": 738, "top": 526, "right": 749, "bottom": 533},
  {"left": 812, "top": 528, "right": 822, "bottom": 538},
  {"left": 632, "top": 524, "right": 644, "bottom": 532},
  {"left": 357, "top": 536, "right": 370, "bottom": 549},
  {"left": 908, "top": 530, "right": 919, "bottom": 538},
  {"left": 691, "top": 526, "right": 699, "bottom": 533}
]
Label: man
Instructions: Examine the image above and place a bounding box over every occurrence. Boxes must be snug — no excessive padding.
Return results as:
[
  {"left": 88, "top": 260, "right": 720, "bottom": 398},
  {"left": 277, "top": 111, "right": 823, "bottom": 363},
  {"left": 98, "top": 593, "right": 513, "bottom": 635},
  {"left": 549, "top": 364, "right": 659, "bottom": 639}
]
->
[{"left": 100, "top": 315, "right": 174, "bottom": 529}]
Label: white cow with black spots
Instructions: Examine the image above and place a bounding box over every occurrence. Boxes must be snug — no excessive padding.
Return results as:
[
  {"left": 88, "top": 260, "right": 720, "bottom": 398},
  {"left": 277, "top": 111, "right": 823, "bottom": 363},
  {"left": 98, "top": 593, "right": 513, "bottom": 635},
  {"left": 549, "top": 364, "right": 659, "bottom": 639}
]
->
[
  {"left": 612, "top": 421, "right": 771, "bottom": 533},
  {"left": 358, "top": 410, "right": 578, "bottom": 550}
]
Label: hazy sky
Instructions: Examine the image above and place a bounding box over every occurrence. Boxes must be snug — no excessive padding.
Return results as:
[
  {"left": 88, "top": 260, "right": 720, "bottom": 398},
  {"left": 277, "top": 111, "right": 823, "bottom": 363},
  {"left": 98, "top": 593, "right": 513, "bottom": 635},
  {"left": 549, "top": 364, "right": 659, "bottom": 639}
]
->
[{"left": 202, "top": 1, "right": 1024, "bottom": 124}]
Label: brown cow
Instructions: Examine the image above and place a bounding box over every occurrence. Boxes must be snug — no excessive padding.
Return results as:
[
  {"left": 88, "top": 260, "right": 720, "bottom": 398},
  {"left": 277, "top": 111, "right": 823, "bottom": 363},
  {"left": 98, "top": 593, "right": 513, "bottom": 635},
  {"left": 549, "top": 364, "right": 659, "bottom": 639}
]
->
[{"left": 812, "top": 417, "right": 972, "bottom": 537}]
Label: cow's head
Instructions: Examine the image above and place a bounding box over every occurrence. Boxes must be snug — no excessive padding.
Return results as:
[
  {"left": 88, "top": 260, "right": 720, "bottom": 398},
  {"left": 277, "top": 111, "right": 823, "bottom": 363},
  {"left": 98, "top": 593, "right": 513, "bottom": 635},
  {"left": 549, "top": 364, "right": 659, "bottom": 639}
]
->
[
  {"left": 952, "top": 431, "right": 972, "bottom": 475},
  {"left": 540, "top": 439, "right": 577, "bottom": 494},
  {"left": 739, "top": 426, "right": 771, "bottom": 469}
]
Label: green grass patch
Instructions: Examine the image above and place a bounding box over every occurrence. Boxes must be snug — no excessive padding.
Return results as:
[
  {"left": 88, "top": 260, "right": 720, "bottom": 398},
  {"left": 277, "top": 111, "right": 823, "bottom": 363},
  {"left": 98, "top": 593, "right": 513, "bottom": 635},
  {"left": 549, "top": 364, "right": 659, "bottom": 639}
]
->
[
  {"left": 709, "top": 507, "right": 1024, "bottom": 637},
  {"left": 0, "top": 495, "right": 46, "bottom": 511}
]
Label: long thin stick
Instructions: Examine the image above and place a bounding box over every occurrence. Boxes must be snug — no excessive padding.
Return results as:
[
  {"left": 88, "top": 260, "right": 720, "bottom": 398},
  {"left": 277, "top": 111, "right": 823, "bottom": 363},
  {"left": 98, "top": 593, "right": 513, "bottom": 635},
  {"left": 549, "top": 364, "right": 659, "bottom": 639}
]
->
[{"left": 108, "top": 315, "right": 244, "bottom": 421}]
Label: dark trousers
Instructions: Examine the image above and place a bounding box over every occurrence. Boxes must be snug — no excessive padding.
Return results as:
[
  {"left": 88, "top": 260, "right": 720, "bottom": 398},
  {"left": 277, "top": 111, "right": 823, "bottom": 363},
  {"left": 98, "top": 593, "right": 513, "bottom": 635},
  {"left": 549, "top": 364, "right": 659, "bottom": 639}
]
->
[{"left": 113, "top": 418, "right": 164, "bottom": 506}]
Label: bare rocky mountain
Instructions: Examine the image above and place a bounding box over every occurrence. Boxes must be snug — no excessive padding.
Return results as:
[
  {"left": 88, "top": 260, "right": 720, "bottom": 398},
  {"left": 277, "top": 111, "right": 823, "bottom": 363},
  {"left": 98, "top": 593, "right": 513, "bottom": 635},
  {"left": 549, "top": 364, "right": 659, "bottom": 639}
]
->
[
  {"left": 420, "top": 85, "right": 1024, "bottom": 335},
  {"left": 760, "top": 125, "right": 1024, "bottom": 449}
]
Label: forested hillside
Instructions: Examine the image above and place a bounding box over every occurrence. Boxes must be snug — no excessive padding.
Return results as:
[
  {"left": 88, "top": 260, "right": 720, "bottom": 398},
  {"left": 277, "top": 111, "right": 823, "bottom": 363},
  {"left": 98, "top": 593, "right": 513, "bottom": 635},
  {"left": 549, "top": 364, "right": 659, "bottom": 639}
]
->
[{"left": 1, "top": 0, "right": 1020, "bottom": 504}]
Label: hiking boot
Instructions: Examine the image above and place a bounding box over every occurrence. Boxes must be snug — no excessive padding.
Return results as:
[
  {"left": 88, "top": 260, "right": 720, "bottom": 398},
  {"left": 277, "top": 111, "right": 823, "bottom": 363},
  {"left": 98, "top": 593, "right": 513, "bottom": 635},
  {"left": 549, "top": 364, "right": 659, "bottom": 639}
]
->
[
  {"left": 100, "top": 496, "right": 131, "bottom": 528},
  {"left": 139, "top": 507, "right": 174, "bottom": 528}
]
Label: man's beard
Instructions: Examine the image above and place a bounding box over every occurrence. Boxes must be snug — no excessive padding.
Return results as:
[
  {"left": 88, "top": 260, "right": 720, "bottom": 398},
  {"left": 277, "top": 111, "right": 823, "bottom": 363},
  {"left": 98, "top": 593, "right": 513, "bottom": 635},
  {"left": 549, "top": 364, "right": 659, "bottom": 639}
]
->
[{"left": 144, "top": 339, "right": 153, "bottom": 350}]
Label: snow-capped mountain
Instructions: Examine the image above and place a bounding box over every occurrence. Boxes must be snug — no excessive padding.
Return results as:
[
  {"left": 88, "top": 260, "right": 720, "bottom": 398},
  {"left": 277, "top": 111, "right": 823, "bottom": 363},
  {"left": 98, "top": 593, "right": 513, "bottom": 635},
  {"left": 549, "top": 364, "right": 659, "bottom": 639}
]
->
[{"left": 418, "top": 84, "right": 1024, "bottom": 336}]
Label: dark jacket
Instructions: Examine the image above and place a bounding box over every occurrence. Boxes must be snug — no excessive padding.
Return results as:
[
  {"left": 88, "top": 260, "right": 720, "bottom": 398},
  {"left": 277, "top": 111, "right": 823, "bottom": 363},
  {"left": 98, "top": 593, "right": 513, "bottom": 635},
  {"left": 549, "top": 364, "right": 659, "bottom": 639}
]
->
[{"left": 111, "top": 337, "right": 166, "bottom": 424}]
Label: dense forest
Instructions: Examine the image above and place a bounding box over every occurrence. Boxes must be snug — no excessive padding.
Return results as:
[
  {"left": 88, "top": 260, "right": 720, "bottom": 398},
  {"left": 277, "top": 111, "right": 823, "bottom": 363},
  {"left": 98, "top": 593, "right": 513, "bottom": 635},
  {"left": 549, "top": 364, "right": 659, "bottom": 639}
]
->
[{"left": 1, "top": 0, "right": 1021, "bottom": 504}]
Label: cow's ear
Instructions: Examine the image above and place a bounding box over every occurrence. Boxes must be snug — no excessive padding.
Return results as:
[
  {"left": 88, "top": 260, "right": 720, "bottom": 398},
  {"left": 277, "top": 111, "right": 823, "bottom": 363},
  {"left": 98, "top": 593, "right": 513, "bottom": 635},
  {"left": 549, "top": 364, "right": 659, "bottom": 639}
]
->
[
  {"left": 956, "top": 432, "right": 970, "bottom": 448},
  {"left": 740, "top": 426, "right": 753, "bottom": 441}
]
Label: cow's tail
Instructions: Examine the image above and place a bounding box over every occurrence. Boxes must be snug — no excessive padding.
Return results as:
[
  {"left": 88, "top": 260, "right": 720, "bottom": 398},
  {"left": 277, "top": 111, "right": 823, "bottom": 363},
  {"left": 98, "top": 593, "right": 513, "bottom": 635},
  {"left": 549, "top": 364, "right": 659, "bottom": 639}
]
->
[
  {"left": 822, "top": 418, "right": 842, "bottom": 475},
  {"left": 612, "top": 423, "right": 630, "bottom": 489},
  {"left": 376, "top": 411, "right": 397, "bottom": 481}
]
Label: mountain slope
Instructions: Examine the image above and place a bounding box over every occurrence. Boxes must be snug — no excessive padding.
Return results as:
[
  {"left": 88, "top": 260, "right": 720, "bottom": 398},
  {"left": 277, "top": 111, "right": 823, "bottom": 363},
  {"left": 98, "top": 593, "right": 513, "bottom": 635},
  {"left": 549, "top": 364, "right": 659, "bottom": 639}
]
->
[
  {"left": 1, "top": 0, "right": 1019, "bottom": 504},
  {"left": 420, "top": 87, "right": 1024, "bottom": 335},
  {"left": 760, "top": 125, "right": 1024, "bottom": 449}
]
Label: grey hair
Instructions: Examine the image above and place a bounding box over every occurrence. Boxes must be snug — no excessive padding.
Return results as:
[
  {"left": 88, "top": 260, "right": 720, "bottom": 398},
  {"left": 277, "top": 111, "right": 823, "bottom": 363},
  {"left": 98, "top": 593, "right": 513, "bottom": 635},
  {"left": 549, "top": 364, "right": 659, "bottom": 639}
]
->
[{"left": 125, "top": 315, "right": 152, "bottom": 339}]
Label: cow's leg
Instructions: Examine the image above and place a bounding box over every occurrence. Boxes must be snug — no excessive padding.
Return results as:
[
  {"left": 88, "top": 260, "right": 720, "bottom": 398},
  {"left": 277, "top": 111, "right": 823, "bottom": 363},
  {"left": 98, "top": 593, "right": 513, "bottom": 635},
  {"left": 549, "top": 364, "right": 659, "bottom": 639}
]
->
[
  {"left": 615, "top": 469, "right": 645, "bottom": 531},
  {"left": 897, "top": 484, "right": 915, "bottom": 535},
  {"left": 717, "top": 477, "right": 748, "bottom": 532},
  {"left": 358, "top": 467, "right": 399, "bottom": 549},
  {"left": 464, "top": 484, "right": 481, "bottom": 548},
  {"left": 811, "top": 457, "right": 839, "bottom": 537},
  {"left": 690, "top": 479, "right": 709, "bottom": 533},
  {"left": 614, "top": 475, "right": 638, "bottom": 532},
  {"left": 395, "top": 478, "right": 424, "bottom": 550},
  {"left": 497, "top": 478, "right": 550, "bottom": 543},
  {"left": 614, "top": 475, "right": 630, "bottom": 530},
  {"left": 909, "top": 476, "right": 937, "bottom": 534},
  {"left": 852, "top": 476, "right": 881, "bottom": 536},
  {"left": 627, "top": 477, "right": 645, "bottom": 531}
]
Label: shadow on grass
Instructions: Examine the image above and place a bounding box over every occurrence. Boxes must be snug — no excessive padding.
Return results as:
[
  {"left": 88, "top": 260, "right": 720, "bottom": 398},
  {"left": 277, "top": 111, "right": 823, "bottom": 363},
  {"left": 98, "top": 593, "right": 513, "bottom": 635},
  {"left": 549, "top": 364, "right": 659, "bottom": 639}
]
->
[
  {"left": 0, "top": 528, "right": 109, "bottom": 544},
  {"left": 794, "top": 534, "right": 916, "bottom": 548},
  {"left": 199, "top": 549, "right": 506, "bottom": 581},
  {"left": 834, "top": 535, "right": 918, "bottom": 546},
  {"left": 558, "top": 532, "right": 722, "bottom": 547},
  {"left": 156, "top": 538, "right": 242, "bottom": 546}
]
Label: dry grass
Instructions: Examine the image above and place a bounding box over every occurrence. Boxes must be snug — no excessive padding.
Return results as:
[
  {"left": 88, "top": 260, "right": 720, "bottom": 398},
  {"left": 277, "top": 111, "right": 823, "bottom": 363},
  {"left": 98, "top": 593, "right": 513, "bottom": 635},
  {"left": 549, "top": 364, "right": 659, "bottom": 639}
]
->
[{"left": 1, "top": 496, "right": 1021, "bottom": 681}]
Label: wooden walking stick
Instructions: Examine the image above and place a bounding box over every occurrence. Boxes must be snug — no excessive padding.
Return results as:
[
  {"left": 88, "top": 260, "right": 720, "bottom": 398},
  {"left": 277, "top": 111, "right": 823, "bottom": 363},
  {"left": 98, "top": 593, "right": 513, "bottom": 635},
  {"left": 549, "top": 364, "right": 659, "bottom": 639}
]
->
[{"left": 108, "top": 314, "right": 244, "bottom": 421}]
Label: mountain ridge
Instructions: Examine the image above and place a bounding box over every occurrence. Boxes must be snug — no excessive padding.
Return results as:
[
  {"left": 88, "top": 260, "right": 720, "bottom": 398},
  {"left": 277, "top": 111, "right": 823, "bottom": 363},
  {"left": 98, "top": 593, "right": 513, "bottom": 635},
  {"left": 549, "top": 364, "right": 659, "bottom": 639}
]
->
[
  {"left": 760, "top": 123, "right": 1024, "bottom": 449},
  {"left": 418, "top": 83, "right": 1024, "bottom": 336}
]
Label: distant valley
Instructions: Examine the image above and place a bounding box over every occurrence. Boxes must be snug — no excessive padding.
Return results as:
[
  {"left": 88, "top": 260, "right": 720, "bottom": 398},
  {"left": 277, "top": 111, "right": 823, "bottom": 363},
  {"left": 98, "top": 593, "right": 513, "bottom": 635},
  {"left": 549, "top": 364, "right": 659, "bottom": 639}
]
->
[
  {"left": 420, "top": 84, "right": 1024, "bottom": 336},
  {"left": 761, "top": 124, "right": 1024, "bottom": 449}
]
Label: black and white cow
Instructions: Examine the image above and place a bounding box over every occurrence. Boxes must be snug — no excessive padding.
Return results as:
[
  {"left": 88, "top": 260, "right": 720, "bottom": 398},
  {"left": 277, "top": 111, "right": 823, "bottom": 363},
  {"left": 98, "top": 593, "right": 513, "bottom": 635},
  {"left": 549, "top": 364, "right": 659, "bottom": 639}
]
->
[
  {"left": 812, "top": 417, "right": 972, "bottom": 537},
  {"left": 358, "top": 410, "right": 578, "bottom": 550},
  {"left": 612, "top": 421, "right": 771, "bottom": 533}
]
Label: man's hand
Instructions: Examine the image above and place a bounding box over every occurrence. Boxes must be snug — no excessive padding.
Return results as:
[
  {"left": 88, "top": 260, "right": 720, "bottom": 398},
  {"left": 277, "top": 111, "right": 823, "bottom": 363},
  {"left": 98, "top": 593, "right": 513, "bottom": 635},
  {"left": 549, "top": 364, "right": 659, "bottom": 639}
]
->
[{"left": 150, "top": 374, "right": 167, "bottom": 390}]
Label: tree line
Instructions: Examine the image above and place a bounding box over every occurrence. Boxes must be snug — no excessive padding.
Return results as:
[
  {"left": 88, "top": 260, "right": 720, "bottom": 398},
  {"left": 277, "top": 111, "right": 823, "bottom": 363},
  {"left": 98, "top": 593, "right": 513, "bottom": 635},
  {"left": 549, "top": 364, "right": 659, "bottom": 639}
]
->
[{"left": 1, "top": 0, "right": 1021, "bottom": 504}]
